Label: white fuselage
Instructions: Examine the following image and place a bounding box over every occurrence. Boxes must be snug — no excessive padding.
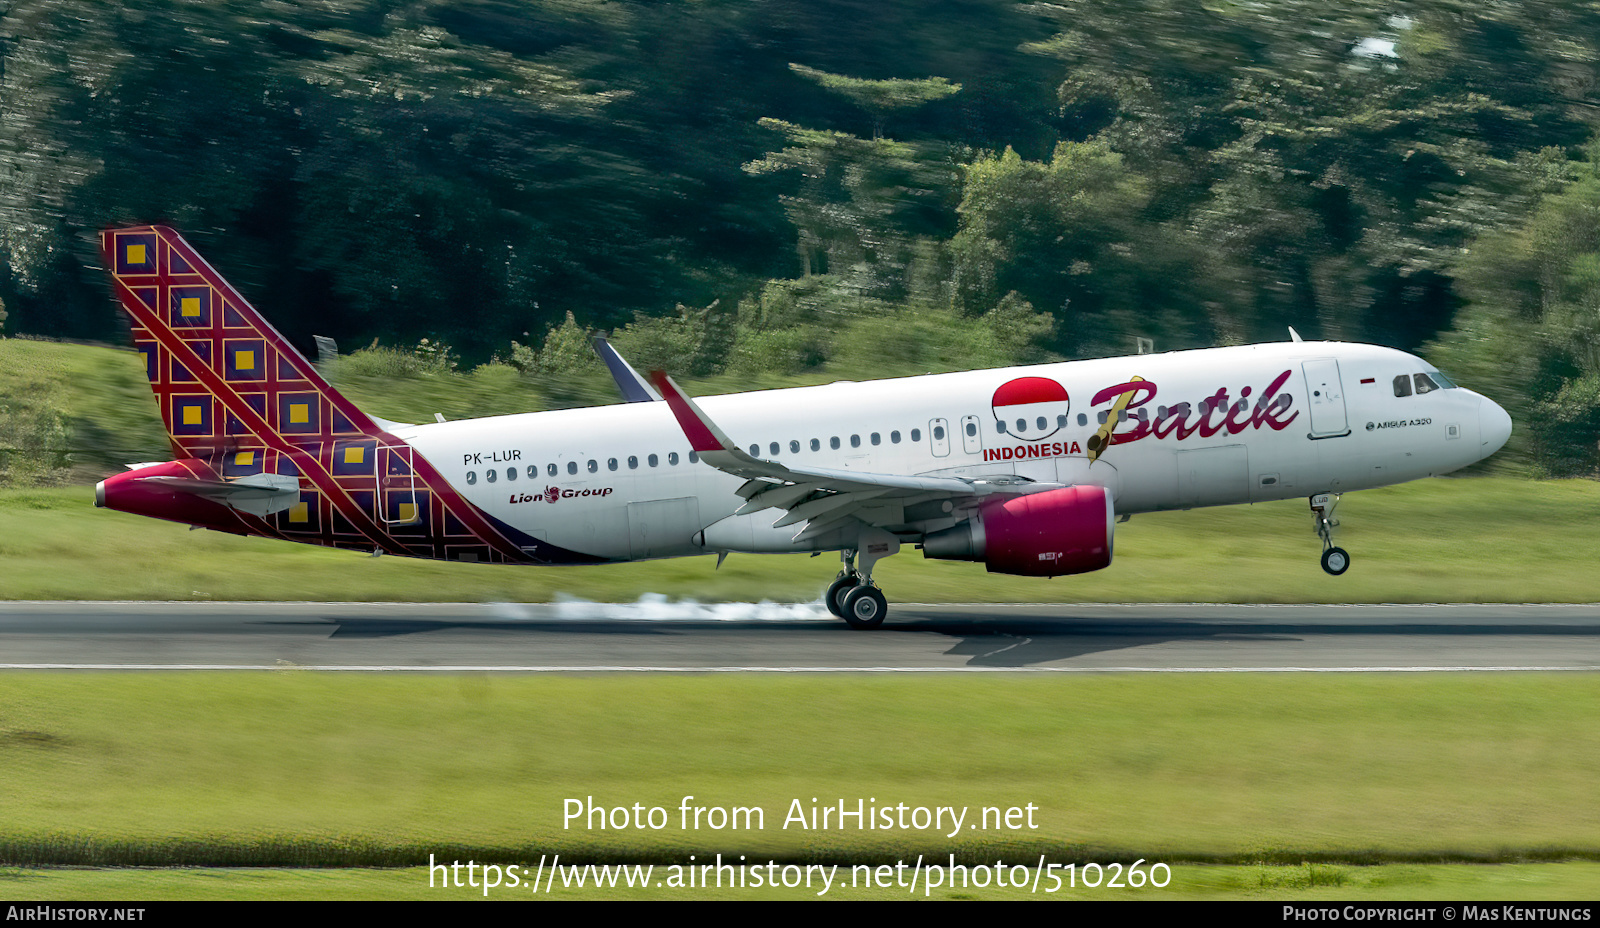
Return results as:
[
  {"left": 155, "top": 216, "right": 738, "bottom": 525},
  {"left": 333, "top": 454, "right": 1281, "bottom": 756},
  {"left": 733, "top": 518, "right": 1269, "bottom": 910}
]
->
[{"left": 393, "top": 341, "right": 1509, "bottom": 562}]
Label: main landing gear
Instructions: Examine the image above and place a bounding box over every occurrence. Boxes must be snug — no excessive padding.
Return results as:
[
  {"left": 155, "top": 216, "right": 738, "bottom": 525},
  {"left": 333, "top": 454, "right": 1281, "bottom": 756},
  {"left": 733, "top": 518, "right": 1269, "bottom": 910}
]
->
[
  {"left": 826, "top": 552, "right": 888, "bottom": 630},
  {"left": 825, "top": 531, "right": 900, "bottom": 629},
  {"left": 1310, "top": 492, "right": 1350, "bottom": 576}
]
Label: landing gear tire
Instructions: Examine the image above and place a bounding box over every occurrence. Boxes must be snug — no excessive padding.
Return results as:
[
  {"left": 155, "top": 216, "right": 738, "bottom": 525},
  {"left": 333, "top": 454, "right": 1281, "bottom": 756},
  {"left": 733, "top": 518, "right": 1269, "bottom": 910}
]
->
[
  {"left": 1321, "top": 546, "right": 1350, "bottom": 576},
  {"left": 826, "top": 575, "right": 860, "bottom": 618},
  {"left": 841, "top": 586, "right": 888, "bottom": 630}
]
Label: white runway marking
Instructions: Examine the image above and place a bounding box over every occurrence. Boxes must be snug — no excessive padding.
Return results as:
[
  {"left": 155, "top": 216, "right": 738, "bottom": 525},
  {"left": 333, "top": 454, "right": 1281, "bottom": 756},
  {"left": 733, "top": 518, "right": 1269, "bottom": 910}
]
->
[{"left": 0, "top": 664, "right": 1593, "bottom": 673}]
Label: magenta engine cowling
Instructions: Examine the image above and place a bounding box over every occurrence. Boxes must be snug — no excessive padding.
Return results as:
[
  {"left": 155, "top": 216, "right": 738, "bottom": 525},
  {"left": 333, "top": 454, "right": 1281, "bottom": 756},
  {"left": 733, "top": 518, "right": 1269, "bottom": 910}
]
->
[{"left": 921, "top": 485, "right": 1114, "bottom": 577}]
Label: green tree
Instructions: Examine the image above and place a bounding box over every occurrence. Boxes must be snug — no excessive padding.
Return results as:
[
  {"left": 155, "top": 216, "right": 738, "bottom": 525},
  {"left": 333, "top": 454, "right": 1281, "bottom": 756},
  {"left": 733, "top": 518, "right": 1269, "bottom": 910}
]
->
[
  {"left": 950, "top": 140, "right": 1212, "bottom": 357},
  {"left": 1431, "top": 150, "right": 1600, "bottom": 475},
  {"left": 788, "top": 64, "right": 959, "bottom": 140}
]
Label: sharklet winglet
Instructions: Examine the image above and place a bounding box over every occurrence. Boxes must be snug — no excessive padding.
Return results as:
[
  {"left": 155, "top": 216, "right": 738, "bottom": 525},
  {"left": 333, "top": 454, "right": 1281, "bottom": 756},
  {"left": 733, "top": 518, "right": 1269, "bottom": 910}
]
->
[
  {"left": 594, "top": 337, "right": 662, "bottom": 403},
  {"left": 648, "top": 371, "right": 736, "bottom": 454}
]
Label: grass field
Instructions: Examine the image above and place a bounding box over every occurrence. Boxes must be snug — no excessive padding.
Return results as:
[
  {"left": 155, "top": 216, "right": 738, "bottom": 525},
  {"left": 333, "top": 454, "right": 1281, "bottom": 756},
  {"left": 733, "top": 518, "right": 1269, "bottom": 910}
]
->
[
  {"left": 1, "top": 673, "right": 1597, "bottom": 869},
  {"left": 2, "top": 862, "right": 1598, "bottom": 900},
  {"left": 1, "top": 475, "right": 1596, "bottom": 603}
]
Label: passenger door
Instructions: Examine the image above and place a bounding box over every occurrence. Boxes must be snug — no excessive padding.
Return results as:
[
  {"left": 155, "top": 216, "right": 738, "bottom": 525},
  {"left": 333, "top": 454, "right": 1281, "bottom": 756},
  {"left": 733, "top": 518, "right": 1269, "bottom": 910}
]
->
[{"left": 1302, "top": 359, "right": 1350, "bottom": 438}]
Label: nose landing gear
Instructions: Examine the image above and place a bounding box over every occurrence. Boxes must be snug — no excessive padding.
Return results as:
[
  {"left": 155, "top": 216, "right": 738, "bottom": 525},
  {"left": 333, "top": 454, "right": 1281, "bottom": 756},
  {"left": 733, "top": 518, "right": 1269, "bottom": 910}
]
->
[{"left": 1311, "top": 492, "right": 1350, "bottom": 576}]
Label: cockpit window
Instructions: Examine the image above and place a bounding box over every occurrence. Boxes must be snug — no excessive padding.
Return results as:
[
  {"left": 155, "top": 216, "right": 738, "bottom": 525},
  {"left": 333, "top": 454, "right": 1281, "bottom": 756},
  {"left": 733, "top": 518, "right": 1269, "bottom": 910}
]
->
[
  {"left": 1428, "top": 370, "right": 1456, "bottom": 389},
  {"left": 1393, "top": 375, "right": 1412, "bottom": 398},
  {"left": 1413, "top": 373, "right": 1439, "bottom": 395}
]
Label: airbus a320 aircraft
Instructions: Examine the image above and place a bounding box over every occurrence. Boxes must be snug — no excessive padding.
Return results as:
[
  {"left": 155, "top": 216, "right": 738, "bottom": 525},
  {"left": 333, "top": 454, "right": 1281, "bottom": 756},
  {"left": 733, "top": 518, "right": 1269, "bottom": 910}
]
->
[{"left": 95, "top": 225, "right": 1512, "bottom": 628}]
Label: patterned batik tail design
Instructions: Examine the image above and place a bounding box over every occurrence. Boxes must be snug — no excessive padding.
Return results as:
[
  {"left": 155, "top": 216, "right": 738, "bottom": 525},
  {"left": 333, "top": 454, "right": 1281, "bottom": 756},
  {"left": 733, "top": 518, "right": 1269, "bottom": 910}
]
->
[{"left": 97, "top": 224, "right": 595, "bottom": 565}]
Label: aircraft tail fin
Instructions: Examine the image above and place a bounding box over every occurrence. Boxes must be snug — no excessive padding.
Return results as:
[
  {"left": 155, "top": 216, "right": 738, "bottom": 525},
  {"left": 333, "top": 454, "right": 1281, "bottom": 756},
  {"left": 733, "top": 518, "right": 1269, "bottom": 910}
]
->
[{"left": 100, "top": 225, "right": 383, "bottom": 458}]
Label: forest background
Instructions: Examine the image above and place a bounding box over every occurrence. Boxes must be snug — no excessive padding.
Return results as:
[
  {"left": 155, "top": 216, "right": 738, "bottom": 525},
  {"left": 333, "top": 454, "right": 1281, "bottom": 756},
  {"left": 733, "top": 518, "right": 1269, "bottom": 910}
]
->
[{"left": 3, "top": 0, "right": 1600, "bottom": 480}]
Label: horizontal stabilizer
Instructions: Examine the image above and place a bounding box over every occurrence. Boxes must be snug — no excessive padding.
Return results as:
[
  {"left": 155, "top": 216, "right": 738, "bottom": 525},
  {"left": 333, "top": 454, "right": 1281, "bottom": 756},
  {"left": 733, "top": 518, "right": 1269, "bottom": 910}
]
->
[{"left": 137, "top": 472, "right": 301, "bottom": 518}]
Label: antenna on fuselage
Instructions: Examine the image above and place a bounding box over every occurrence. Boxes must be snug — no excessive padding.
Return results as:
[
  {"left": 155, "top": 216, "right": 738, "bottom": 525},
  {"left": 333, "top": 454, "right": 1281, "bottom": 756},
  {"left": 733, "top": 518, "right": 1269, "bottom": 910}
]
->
[{"left": 1288, "top": 327, "right": 1304, "bottom": 343}]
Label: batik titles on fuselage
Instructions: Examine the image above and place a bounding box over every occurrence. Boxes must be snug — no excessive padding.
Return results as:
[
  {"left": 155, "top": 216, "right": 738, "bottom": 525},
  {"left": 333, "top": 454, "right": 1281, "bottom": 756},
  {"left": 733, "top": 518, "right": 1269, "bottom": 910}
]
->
[{"left": 981, "top": 369, "right": 1299, "bottom": 463}]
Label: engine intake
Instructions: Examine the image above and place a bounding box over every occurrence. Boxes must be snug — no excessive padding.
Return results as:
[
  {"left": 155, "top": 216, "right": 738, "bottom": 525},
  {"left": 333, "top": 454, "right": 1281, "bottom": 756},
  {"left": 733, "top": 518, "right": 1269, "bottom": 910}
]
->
[{"left": 922, "top": 485, "right": 1114, "bottom": 577}]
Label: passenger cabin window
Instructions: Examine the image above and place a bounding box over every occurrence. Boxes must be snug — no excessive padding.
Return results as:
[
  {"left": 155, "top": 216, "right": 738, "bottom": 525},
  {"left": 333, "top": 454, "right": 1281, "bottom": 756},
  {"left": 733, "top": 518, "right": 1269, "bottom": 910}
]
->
[
  {"left": 549, "top": 463, "right": 558, "bottom": 476},
  {"left": 911, "top": 428, "right": 921, "bottom": 441},
  {"left": 749, "top": 444, "right": 759, "bottom": 456},
  {"left": 850, "top": 434, "right": 861, "bottom": 448},
  {"left": 486, "top": 469, "right": 497, "bottom": 483},
  {"left": 466, "top": 471, "right": 477, "bottom": 485},
  {"left": 567, "top": 462, "right": 578, "bottom": 475},
  {"left": 689, "top": 451, "right": 699, "bottom": 463},
  {"left": 891, "top": 431, "right": 901, "bottom": 443},
  {"left": 771, "top": 442, "right": 780, "bottom": 455},
  {"left": 996, "top": 420, "right": 1007, "bottom": 434},
  {"left": 506, "top": 467, "right": 516, "bottom": 481},
  {"left": 527, "top": 465, "right": 538, "bottom": 479},
  {"left": 790, "top": 440, "right": 800, "bottom": 453},
  {"left": 1413, "top": 373, "right": 1439, "bottom": 395},
  {"left": 648, "top": 454, "right": 659, "bottom": 467},
  {"left": 1036, "top": 416, "right": 1047, "bottom": 430},
  {"left": 668, "top": 452, "right": 679, "bottom": 466},
  {"left": 586, "top": 460, "right": 598, "bottom": 473},
  {"left": 831, "top": 437, "right": 841, "bottom": 450},
  {"left": 1394, "top": 375, "right": 1412, "bottom": 397},
  {"left": 1057, "top": 414, "right": 1067, "bottom": 427},
  {"left": 810, "top": 439, "right": 821, "bottom": 452},
  {"left": 628, "top": 456, "right": 638, "bottom": 469},
  {"left": 871, "top": 432, "right": 881, "bottom": 445}
]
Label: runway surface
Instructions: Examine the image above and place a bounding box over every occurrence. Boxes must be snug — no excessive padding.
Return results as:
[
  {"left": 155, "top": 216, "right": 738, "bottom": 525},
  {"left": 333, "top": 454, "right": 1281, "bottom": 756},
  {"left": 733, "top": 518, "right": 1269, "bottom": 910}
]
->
[{"left": 1, "top": 601, "right": 1598, "bottom": 671}]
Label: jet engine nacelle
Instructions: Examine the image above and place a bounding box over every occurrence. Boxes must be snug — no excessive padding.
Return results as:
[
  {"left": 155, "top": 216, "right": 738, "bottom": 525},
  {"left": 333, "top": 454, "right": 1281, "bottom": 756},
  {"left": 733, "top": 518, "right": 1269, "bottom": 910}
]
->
[{"left": 921, "top": 485, "right": 1114, "bottom": 577}]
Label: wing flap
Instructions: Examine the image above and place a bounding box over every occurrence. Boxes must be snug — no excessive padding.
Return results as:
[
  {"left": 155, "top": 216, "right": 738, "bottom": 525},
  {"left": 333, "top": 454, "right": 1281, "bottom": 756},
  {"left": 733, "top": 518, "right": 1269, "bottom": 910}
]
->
[
  {"left": 735, "top": 481, "right": 823, "bottom": 516},
  {"left": 772, "top": 489, "right": 889, "bottom": 529}
]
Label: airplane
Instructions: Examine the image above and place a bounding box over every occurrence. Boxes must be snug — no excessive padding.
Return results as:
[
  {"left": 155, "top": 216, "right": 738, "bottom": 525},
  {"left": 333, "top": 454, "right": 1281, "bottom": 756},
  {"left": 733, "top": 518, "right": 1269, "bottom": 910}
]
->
[{"left": 94, "top": 225, "right": 1513, "bottom": 628}]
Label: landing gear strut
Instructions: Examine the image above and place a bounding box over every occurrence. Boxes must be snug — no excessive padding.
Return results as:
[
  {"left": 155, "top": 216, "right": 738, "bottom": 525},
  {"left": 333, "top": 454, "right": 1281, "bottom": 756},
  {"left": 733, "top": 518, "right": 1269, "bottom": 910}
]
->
[
  {"left": 827, "top": 530, "right": 901, "bottom": 629},
  {"left": 1310, "top": 492, "right": 1350, "bottom": 576}
]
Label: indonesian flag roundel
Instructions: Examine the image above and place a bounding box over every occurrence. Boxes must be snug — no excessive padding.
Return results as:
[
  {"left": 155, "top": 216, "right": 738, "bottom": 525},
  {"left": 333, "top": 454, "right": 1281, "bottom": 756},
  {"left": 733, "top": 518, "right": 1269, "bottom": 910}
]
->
[{"left": 991, "top": 376, "right": 1071, "bottom": 441}]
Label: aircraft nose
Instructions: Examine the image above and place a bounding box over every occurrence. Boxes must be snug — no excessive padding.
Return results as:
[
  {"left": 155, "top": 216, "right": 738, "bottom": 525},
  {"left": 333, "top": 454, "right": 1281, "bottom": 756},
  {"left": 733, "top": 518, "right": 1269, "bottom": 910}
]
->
[{"left": 1479, "top": 396, "right": 1512, "bottom": 455}]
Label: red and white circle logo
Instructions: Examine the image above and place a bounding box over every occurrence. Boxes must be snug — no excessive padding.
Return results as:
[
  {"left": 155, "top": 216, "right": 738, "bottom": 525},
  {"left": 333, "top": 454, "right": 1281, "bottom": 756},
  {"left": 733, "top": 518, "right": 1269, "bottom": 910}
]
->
[{"left": 992, "top": 377, "right": 1071, "bottom": 442}]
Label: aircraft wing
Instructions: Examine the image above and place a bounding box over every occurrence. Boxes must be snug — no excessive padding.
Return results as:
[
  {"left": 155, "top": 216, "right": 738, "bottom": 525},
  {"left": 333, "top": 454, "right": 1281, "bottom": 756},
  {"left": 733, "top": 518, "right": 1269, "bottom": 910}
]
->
[{"left": 649, "top": 371, "right": 1057, "bottom": 541}]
